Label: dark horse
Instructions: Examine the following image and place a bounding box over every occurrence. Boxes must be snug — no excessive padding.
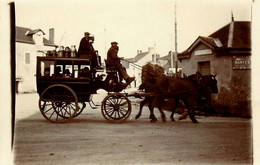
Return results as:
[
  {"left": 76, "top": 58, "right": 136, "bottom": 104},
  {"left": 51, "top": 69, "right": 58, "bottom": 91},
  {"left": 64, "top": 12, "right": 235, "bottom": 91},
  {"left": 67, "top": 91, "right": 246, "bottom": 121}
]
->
[
  {"left": 169, "top": 73, "right": 218, "bottom": 121},
  {"left": 135, "top": 63, "right": 218, "bottom": 123}
]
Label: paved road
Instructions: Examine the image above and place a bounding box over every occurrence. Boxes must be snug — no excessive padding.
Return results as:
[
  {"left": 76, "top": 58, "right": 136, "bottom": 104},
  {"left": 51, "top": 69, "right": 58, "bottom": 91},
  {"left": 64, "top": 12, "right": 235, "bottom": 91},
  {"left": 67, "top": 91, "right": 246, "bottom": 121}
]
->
[{"left": 13, "top": 92, "right": 252, "bottom": 165}]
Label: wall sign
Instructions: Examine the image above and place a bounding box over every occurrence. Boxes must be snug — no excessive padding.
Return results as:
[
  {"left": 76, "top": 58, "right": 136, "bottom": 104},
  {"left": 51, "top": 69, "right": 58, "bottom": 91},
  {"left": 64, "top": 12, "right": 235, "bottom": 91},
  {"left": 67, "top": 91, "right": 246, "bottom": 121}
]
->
[
  {"left": 232, "top": 56, "right": 251, "bottom": 70},
  {"left": 194, "top": 49, "right": 212, "bottom": 56}
]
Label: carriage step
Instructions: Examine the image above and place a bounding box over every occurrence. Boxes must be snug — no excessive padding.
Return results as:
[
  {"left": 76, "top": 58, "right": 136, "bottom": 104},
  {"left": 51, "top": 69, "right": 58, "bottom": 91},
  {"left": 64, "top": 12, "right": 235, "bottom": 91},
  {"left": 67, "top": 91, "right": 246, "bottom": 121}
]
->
[{"left": 89, "top": 101, "right": 100, "bottom": 109}]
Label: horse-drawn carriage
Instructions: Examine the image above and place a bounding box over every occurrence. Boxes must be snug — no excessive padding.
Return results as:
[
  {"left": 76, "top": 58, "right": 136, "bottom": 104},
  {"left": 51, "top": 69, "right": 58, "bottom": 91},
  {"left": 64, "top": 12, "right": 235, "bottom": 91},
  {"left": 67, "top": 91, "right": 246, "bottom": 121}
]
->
[
  {"left": 36, "top": 55, "right": 132, "bottom": 123},
  {"left": 36, "top": 54, "right": 218, "bottom": 124}
]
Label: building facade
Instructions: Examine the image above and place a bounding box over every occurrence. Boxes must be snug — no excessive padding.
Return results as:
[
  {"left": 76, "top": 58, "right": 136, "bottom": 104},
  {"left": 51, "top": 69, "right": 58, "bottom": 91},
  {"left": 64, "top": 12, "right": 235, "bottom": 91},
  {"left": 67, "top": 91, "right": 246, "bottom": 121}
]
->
[
  {"left": 16, "top": 26, "right": 57, "bottom": 93},
  {"left": 122, "top": 47, "right": 159, "bottom": 88},
  {"left": 178, "top": 20, "right": 251, "bottom": 117}
]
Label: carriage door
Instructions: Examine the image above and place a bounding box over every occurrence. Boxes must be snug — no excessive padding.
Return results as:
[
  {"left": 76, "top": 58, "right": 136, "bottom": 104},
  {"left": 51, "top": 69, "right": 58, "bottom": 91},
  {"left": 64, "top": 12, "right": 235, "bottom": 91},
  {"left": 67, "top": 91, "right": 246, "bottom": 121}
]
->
[{"left": 198, "top": 61, "right": 210, "bottom": 75}]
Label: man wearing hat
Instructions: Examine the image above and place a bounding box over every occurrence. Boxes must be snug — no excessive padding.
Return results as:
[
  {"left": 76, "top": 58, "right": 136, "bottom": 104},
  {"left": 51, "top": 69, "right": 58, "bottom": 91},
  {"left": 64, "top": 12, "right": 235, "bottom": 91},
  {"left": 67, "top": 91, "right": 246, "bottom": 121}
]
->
[
  {"left": 78, "top": 32, "right": 102, "bottom": 69},
  {"left": 107, "top": 42, "right": 135, "bottom": 85}
]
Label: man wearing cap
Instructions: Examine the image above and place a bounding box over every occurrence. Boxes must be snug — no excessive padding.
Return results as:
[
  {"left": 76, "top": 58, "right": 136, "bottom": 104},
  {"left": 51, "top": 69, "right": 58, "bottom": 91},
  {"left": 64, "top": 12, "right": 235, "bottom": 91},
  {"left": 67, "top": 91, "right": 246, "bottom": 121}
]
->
[
  {"left": 107, "top": 42, "right": 135, "bottom": 85},
  {"left": 78, "top": 32, "right": 102, "bottom": 69}
]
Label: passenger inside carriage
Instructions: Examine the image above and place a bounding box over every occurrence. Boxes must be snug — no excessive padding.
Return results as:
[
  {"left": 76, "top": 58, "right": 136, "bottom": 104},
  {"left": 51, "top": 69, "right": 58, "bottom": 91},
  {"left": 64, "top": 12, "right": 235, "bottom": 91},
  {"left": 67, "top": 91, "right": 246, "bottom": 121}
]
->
[
  {"left": 79, "top": 67, "right": 91, "bottom": 78},
  {"left": 64, "top": 69, "right": 72, "bottom": 77},
  {"left": 55, "top": 66, "right": 64, "bottom": 77}
]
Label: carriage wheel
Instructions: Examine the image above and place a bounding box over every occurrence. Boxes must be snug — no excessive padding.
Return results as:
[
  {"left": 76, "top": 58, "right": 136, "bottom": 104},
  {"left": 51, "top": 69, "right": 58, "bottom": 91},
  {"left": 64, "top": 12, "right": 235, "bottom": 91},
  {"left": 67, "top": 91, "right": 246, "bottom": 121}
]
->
[
  {"left": 101, "top": 93, "right": 131, "bottom": 123},
  {"left": 39, "top": 84, "right": 79, "bottom": 123}
]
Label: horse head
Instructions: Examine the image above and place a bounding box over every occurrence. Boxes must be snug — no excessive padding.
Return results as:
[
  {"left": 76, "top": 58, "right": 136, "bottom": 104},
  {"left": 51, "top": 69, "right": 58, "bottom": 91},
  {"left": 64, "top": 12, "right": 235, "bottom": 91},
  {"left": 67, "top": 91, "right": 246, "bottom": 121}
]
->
[
  {"left": 202, "top": 75, "right": 218, "bottom": 94},
  {"left": 188, "top": 72, "right": 218, "bottom": 94}
]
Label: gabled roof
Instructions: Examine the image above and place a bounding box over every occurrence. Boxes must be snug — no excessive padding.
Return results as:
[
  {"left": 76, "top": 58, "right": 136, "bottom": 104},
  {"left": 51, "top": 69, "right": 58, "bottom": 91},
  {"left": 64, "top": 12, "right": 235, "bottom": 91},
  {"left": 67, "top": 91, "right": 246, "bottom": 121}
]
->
[
  {"left": 133, "top": 51, "right": 149, "bottom": 62},
  {"left": 26, "top": 29, "right": 45, "bottom": 35},
  {"left": 16, "top": 26, "right": 56, "bottom": 46},
  {"left": 43, "top": 38, "right": 57, "bottom": 47},
  {"left": 16, "top": 26, "right": 35, "bottom": 44},
  {"left": 121, "top": 58, "right": 133, "bottom": 69},
  {"left": 186, "top": 36, "right": 223, "bottom": 53},
  {"left": 178, "top": 21, "right": 251, "bottom": 59},
  {"left": 209, "top": 21, "right": 251, "bottom": 48},
  {"left": 159, "top": 51, "right": 180, "bottom": 69}
]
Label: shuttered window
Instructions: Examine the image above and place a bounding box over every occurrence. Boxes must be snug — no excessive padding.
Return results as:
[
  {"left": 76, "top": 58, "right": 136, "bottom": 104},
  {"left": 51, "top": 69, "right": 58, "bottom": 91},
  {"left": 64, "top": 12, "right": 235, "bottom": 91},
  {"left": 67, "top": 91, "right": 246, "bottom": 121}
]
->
[{"left": 25, "top": 53, "right": 30, "bottom": 64}]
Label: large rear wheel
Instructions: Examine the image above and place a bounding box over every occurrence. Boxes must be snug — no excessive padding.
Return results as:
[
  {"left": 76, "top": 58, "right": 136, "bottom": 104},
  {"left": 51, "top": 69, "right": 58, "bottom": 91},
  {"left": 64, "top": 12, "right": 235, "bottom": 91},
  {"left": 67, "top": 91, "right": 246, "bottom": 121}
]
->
[{"left": 39, "top": 84, "right": 78, "bottom": 123}]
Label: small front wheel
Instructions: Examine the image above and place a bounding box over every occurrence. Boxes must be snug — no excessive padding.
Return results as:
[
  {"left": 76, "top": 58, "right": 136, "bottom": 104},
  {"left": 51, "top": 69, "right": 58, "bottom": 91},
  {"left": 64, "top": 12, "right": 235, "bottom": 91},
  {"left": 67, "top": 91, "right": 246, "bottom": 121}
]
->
[{"left": 101, "top": 93, "right": 131, "bottom": 123}]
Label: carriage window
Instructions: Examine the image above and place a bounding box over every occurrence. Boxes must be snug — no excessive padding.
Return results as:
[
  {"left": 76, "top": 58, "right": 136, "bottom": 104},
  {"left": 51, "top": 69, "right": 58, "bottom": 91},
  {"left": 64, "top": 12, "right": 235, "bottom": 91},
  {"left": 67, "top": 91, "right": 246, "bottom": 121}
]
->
[
  {"left": 79, "top": 65, "right": 91, "bottom": 78},
  {"left": 64, "top": 65, "right": 72, "bottom": 78},
  {"left": 74, "top": 65, "right": 79, "bottom": 78},
  {"left": 40, "top": 61, "right": 54, "bottom": 76}
]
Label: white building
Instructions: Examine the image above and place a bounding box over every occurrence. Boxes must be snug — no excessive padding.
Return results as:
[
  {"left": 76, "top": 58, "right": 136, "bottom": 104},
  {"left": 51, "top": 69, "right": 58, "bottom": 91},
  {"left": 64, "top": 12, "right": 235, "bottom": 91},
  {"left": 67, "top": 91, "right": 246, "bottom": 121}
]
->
[
  {"left": 122, "top": 47, "right": 159, "bottom": 88},
  {"left": 16, "top": 26, "right": 57, "bottom": 93}
]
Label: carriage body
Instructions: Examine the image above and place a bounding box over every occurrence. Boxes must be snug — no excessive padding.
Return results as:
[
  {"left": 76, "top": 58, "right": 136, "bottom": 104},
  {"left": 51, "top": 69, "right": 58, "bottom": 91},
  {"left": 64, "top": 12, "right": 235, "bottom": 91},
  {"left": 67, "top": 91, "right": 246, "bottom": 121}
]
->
[{"left": 36, "top": 56, "right": 99, "bottom": 102}]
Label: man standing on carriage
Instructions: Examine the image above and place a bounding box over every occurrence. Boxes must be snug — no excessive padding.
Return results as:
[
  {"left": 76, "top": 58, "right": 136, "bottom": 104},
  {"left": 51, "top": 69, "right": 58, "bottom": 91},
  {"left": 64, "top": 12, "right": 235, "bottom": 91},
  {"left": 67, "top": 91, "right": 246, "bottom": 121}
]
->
[
  {"left": 107, "top": 41, "right": 135, "bottom": 86},
  {"left": 78, "top": 32, "right": 102, "bottom": 69}
]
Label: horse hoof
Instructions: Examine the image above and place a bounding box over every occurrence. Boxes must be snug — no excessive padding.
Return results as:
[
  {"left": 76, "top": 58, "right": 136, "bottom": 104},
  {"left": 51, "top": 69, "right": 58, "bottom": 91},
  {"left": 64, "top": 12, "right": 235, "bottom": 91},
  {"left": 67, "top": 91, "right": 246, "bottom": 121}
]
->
[
  {"left": 171, "top": 118, "right": 175, "bottom": 122},
  {"left": 151, "top": 120, "right": 156, "bottom": 123},
  {"left": 135, "top": 114, "right": 140, "bottom": 119},
  {"left": 162, "top": 118, "right": 166, "bottom": 122},
  {"left": 192, "top": 120, "right": 199, "bottom": 123},
  {"left": 178, "top": 117, "right": 186, "bottom": 121}
]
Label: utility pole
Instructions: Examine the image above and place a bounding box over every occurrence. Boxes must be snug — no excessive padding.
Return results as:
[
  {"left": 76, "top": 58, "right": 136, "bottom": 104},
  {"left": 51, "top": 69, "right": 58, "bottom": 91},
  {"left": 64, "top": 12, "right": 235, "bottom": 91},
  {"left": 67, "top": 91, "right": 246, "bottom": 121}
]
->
[
  {"left": 174, "top": 0, "right": 178, "bottom": 78},
  {"left": 104, "top": 28, "right": 107, "bottom": 54},
  {"left": 170, "top": 34, "right": 174, "bottom": 73}
]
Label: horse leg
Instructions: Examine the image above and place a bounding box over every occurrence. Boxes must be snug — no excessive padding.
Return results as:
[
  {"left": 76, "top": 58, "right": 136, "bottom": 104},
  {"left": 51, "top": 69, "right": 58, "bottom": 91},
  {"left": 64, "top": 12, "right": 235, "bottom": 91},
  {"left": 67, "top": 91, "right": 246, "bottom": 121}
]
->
[
  {"left": 153, "top": 97, "right": 166, "bottom": 122},
  {"left": 170, "top": 98, "right": 179, "bottom": 122},
  {"left": 135, "top": 97, "right": 148, "bottom": 119},
  {"left": 149, "top": 97, "right": 158, "bottom": 123},
  {"left": 187, "top": 100, "right": 199, "bottom": 123},
  {"left": 178, "top": 99, "right": 189, "bottom": 121},
  {"left": 158, "top": 106, "right": 166, "bottom": 122}
]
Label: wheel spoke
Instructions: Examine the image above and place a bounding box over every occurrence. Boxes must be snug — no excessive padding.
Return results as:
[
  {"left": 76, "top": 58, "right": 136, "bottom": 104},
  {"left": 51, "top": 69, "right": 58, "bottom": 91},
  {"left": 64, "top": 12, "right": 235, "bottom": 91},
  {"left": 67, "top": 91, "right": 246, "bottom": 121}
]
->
[
  {"left": 117, "top": 111, "right": 121, "bottom": 119},
  {"left": 106, "top": 109, "right": 114, "bottom": 114},
  {"left": 45, "top": 91, "right": 56, "bottom": 101},
  {"left": 61, "top": 106, "right": 67, "bottom": 117},
  {"left": 109, "top": 109, "right": 115, "bottom": 117},
  {"left": 107, "top": 98, "right": 115, "bottom": 105},
  {"left": 118, "top": 98, "right": 124, "bottom": 104},
  {"left": 120, "top": 107, "right": 128, "bottom": 113},
  {"left": 119, "top": 111, "right": 126, "bottom": 117},
  {"left": 49, "top": 109, "right": 57, "bottom": 120},
  {"left": 55, "top": 110, "right": 59, "bottom": 121},
  {"left": 44, "top": 105, "right": 54, "bottom": 114},
  {"left": 67, "top": 105, "right": 73, "bottom": 116},
  {"left": 104, "top": 106, "right": 114, "bottom": 111},
  {"left": 120, "top": 101, "right": 128, "bottom": 106}
]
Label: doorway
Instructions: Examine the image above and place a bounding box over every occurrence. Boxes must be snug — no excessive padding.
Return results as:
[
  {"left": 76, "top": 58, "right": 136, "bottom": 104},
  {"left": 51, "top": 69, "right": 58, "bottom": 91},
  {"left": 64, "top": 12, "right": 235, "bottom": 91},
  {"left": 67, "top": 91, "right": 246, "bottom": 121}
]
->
[{"left": 198, "top": 61, "right": 210, "bottom": 75}]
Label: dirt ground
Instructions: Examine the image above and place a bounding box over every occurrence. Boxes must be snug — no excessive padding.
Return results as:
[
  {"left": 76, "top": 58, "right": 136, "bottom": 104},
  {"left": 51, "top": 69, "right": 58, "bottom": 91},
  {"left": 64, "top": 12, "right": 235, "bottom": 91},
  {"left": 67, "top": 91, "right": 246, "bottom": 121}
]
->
[{"left": 13, "top": 91, "right": 253, "bottom": 165}]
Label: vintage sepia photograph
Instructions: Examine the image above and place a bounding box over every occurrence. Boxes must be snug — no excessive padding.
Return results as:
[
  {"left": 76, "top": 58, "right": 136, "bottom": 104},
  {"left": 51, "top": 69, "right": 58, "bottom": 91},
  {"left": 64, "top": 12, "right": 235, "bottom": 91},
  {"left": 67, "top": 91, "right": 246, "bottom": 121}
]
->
[{"left": 1, "top": 0, "right": 259, "bottom": 164}]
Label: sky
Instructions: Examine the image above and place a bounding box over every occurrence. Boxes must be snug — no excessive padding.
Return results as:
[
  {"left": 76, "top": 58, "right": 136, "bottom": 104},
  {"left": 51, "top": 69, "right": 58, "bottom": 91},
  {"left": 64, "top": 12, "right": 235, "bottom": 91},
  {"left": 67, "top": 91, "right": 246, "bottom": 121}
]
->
[{"left": 15, "top": 0, "right": 252, "bottom": 59}]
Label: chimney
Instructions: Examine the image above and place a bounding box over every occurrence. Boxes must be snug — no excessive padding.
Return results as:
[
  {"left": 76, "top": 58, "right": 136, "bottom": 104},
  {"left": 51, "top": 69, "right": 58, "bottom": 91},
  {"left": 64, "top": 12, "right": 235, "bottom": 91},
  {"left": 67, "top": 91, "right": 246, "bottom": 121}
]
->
[
  {"left": 49, "top": 28, "right": 54, "bottom": 42},
  {"left": 227, "top": 12, "right": 234, "bottom": 48}
]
